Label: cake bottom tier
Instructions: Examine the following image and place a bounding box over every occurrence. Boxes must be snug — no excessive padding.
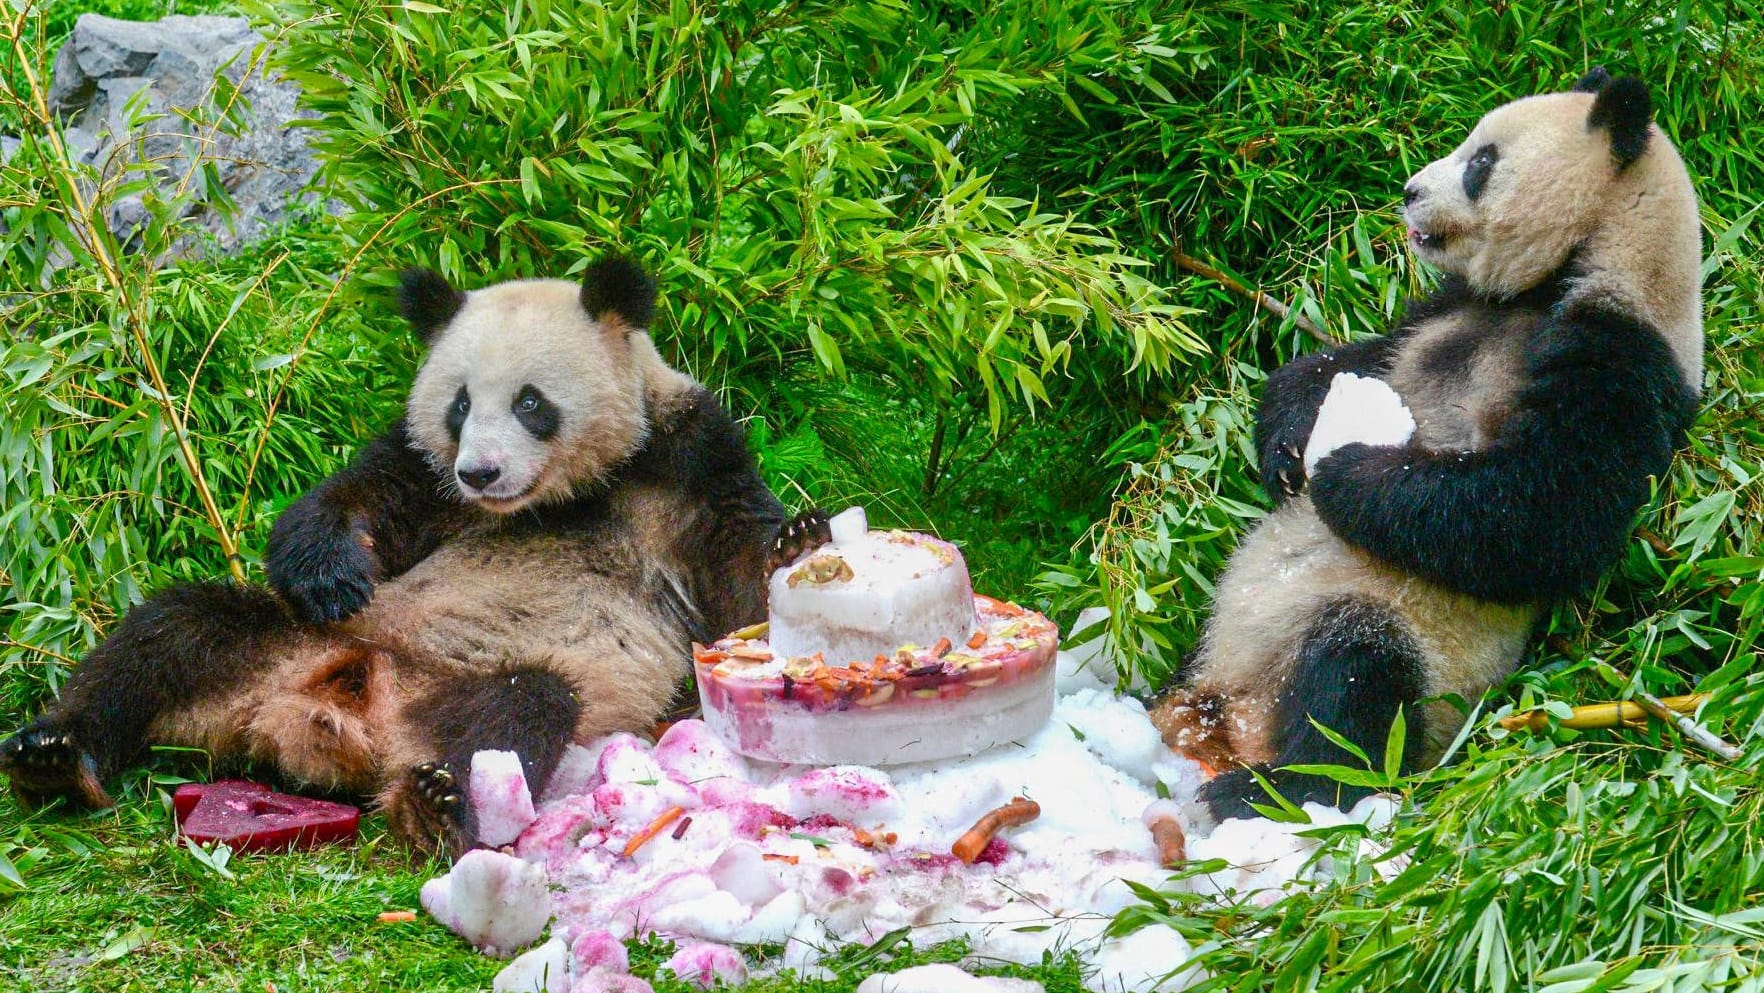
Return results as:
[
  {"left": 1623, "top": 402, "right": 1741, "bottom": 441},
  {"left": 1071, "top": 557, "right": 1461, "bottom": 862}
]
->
[{"left": 701, "top": 661, "right": 1055, "bottom": 767}]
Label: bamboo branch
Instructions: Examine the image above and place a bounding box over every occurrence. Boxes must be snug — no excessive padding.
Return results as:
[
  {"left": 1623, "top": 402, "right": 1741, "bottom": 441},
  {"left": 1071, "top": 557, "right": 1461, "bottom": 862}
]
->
[
  {"left": 1634, "top": 690, "right": 1742, "bottom": 762},
  {"left": 0, "top": 639, "right": 80, "bottom": 667},
  {"left": 5, "top": 5, "right": 245, "bottom": 583},
  {"left": 1171, "top": 249, "right": 1335, "bottom": 345},
  {"left": 1499, "top": 693, "right": 1708, "bottom": 732},
  {"left": 1635, "top": 527, "right": 1677, "bottom": 558},
  {"left": 1500, "top": 691, "right": 1742, "bottom": 762}
]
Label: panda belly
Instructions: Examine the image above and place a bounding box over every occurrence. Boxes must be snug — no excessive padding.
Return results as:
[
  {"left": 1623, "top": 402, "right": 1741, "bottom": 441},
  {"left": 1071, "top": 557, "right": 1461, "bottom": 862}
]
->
[
  {"left": 1188, "top": 497, "right": 1537, "bottom": 764},
  {"left": 341, "top": 529, "right": 694, "bottom": 741}
]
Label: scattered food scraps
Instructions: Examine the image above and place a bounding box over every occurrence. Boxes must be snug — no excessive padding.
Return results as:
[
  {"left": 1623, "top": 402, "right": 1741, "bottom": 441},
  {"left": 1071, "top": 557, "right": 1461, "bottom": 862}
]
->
[
  {"left": 431, "top": 626, "right": 1404, "bottom": 992},
  {"left": 951, "top": 797, "right": 1040, "bottom": 864}
]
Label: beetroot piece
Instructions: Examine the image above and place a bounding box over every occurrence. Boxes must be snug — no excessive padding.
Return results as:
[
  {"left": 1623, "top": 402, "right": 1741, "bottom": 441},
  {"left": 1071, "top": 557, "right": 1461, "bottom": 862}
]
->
[{"left": 173, "top": 780, "right": 360, "bottom": 852}]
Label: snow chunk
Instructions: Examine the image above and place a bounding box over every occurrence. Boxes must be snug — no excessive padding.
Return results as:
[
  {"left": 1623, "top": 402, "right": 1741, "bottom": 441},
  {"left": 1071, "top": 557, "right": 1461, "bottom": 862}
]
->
[
  {"left": 542, "top": 745, "right": 600, "bottom": 805},
  {"left": 1087, "top": 926, "right": 1197, "bottom": 992},
  {"left": 654, "top": 720, "right": 749, "bottom": 788},
  {"left": 493, "top": 937, "right": 569, "bottom": 993},
  {"left": 473, "top": 750, "right": 538, "bottom": 848},
  {"left": 1060, "top": 688, "right": 1165, "bottom": 785},
  {"left": 571, "top": 969, "right": 654, "bottom": 993},
  {"left": 661, "top": 941, "right": 747, "bottom": 989},
  {"left": 1303, "top": 372, "right": 1415, "bottom": 474},
  {"left": 569, "top": 930, "right": 628, "bottom": 974},
  {"left": 421, "top": 849, "right": 551, "bottom": 956},
  {"left": 1057, "top": 607, "right": 1117, "bottom": 695},
  {"left": 855, "top": 964, "right": 1046, "bottom": 993},
  {"left": 776, "top": 765, "right": 901, "bottom": 822}
]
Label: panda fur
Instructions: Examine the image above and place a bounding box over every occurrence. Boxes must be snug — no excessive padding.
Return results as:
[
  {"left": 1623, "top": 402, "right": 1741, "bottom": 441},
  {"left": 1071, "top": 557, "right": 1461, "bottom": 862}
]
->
[
  {"left": 1148, "top": 70, "right": 1704, "bottom": 822},
  {"left": 0, "top": 255, "right": 817, "bottom": 855}
]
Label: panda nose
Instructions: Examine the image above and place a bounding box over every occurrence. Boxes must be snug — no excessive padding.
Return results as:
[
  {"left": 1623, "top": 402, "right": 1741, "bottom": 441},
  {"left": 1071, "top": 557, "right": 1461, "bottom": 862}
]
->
[
  {"left": 1403, "top": 184, "right": 1424, "bottom": 207},
  {"left": 457, "top": 465, "right": 501, "bottom": 490}
]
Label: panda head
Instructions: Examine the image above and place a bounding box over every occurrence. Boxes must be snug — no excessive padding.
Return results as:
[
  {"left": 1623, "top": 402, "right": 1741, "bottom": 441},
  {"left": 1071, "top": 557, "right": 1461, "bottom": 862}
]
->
[
  {"left": 398, "top": 255, "right": 675, "bottom": 513},
  {"left": 1401, "top": 69, "right": 1666, "bottom": 297}
]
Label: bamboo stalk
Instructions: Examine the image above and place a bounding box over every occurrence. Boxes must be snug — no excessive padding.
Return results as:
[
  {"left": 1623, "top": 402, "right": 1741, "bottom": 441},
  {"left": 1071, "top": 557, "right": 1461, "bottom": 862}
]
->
[
  {"left": 4, "top": 4, "right": 245, "bottom": 582},
  {"left": 1499, "top": 693, "right": 1710, "bottom": 732},
  {"left": 1500, "top": 692, "right": 1743, "bottom": 762}
]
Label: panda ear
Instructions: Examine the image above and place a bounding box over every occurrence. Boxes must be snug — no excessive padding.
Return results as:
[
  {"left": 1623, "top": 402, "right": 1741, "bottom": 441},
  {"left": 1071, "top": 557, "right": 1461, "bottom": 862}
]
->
[
  {"left": 398, "top": 268, "right": 465, "bottom": 345},
  {"left": 1586, "top": 75, "right": 1652, "bottom": 170},
  {"left": 1572, "top": 66, "right": 1612, "bottom": 93},
  {"left": 580, "top": 254, "right": 656, "bottom": 331}
]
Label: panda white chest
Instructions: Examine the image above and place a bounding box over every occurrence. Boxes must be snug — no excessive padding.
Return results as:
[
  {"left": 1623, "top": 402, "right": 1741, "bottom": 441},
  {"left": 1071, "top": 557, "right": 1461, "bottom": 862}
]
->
[{"left": 1384, "top": 307, "right": 1541, "bottom": 453}]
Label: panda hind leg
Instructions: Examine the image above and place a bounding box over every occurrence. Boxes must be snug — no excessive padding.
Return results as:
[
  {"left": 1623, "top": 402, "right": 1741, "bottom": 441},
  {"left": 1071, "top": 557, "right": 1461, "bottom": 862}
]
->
[
  {"left": 1200, "top": 596, "right": 1429, "bottom": 823},
  {"left": 379, "top": 662, "right": 580, "bottom": 857},
  {"left": 1, "top": 582, "right": 292, "bottom": 810}
]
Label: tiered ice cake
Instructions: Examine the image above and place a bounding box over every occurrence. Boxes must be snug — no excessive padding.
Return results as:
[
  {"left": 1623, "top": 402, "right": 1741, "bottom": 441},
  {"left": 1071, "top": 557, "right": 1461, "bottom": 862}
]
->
[{"left": 696, "top": 508, "right": 1058, "bottom": 765}]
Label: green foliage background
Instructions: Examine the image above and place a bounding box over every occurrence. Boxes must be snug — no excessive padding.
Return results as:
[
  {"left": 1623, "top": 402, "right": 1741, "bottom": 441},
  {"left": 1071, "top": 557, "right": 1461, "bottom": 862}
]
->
[{"left": 1, "top": 0, "right": 1761, "bottom": 990}]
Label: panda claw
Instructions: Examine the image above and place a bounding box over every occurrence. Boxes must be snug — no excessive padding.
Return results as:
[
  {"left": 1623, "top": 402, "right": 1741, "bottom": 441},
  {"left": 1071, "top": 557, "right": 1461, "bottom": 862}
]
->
[
  {"left": 0, "top": 725, "right": 113, "bottom": 810},
  {"left": 385, "top": 760, "right": 473, "bottom": 857},
  {"left": 768, "top": 509, "right": 833, "bottom": 572}
]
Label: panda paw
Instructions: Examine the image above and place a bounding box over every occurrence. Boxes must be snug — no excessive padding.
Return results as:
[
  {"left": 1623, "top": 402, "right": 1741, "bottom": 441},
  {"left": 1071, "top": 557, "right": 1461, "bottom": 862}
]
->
[
  {"left": 268, "top": 517, "right": 380, "bottom": 625},
  {"left": 767, "top": 509, "right": 833, "bottom": 573},
  {"left": 0, "top": 724, "right": 113, "bottom": 810},
  {"left": 383, "top": 761, "right": 473, "bottom": 859}
]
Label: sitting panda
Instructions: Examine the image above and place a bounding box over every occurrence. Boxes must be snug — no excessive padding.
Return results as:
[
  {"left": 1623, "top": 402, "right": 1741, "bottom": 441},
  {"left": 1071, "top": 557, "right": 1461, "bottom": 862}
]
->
[
  {"left": 1150, "top": 69, "right": 1703, "bottom": 822},
  {"left": 0, "top": 255, "right": 821, "bottom": 854}
]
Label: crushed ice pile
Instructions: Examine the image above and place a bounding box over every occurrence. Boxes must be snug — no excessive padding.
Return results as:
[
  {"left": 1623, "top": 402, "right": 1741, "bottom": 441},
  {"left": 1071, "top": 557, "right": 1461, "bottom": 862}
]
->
[{"left": 421, "top": 621, "right": 1398, "bottom": 993}]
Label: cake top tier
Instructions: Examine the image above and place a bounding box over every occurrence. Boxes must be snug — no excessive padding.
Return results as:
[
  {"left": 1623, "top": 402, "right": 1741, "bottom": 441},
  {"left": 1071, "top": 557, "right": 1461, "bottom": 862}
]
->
[{"left": 766, "top": 508, "right": 978, "bottom": 664}]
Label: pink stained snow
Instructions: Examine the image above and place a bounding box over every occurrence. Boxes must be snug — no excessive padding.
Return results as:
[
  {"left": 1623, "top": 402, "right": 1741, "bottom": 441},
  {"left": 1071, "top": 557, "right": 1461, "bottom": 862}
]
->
[{"left": 433, "top": 620, "right": 1402, "bottom": 992}]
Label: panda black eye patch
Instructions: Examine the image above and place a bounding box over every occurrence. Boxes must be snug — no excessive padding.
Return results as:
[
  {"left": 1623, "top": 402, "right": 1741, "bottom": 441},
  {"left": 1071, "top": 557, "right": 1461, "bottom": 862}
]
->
[
  {"left": 1462, "top": 143, "right": 1499, "bottom": 202},
  {"left": 513, "top": 385, "right": 559, "bottom": 441},
  {"left": 446, "top": 385, "right": 470, "bottom": 442}
]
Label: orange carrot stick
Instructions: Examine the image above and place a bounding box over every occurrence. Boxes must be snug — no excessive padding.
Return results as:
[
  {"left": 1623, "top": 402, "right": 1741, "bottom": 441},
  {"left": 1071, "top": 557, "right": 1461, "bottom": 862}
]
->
[
  {"left": 376, "top": 910, "right": 417, "bottom": 924},
  {"left": 622, "top": 806, "right": 686, "bottom": 857},
  {"left": 952, "top": 797, "right": 1040, "bottom": 864},
  {"left": 966, "top": 630, "right": 987, "bottom": 649},
  {"left": 1149, "top": 817, "right": 1187, "bottom": 868}
]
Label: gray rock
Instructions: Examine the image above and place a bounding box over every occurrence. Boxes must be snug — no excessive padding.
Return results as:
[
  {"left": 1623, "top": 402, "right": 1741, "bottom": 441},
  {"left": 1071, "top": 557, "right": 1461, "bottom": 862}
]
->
[
  {"left": 43, "top": 13, "right": 331, "bottom": 259},
  {"left": 0, "top": 135, "right": 19, "bottom": 164}
]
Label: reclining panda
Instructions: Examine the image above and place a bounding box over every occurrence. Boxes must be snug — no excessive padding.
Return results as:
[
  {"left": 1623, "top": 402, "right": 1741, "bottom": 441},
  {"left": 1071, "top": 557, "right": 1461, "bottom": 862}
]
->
[
  {"left": 1, "top": 255, "right": 822, "bottom": 855},
  {"left": 1152, "top": 70, "right": 1704, "bottom": 821}
]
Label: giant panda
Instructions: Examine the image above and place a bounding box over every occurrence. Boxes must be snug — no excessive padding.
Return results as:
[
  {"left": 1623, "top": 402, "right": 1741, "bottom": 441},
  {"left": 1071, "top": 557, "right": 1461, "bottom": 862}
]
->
[
  {"left": 1149, "top": 69, "right": 1704, "bottom": 822},
  {"left": 0, "top": 254, "right": 821, "bottom": 855}
]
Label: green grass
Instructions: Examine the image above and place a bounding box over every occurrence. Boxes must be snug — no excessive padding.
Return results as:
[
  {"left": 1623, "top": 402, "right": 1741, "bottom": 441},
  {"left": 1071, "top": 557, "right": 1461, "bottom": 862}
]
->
[
  {"left": 4, "top": 0, "right": 1764, "bottom": 990},
  {"left": 0, "top": 778, "right": 499, "bottom": 992}
]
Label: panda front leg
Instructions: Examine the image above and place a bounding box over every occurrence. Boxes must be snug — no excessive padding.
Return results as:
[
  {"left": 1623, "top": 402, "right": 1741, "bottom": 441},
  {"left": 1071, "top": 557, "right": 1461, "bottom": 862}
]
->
[
  {"left": 379, "top": 662, "right": 582, "bottom": 857},
  {"left": 0, "top": 582, "right": 293, "bottom": 809},
  {"left": 1199, "top": 596, "right": 1429, "bottom": 822}
]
